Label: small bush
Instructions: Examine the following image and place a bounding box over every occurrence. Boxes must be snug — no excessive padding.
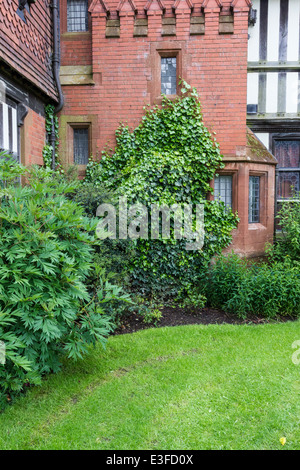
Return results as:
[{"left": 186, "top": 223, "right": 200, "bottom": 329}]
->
[
  {"left": 0, "top": 156, "right": 129, "bottom": 409},
  {"left": 266, "top": 200, "right": 300, "bottom": 262},
  {"left": 177, "top": 281, "right": 207, "bottom": 311},
  {"left": 68, "top": 179, "right": 164, "bottom": 329},
  {"left": 142, "top": 308, "right": 162, "bottom": 326},
  {"left": 69, "top": 182, "right": 133, "bottom": 286},
  {"left": 204, "top": 254, "right": 248, "bottom": 309},
  {"left": 205, "top": 254, "right": 300, "bottom": 318},
  {"left": 70, "top": 181, "right": 114, "bottom": 218}
]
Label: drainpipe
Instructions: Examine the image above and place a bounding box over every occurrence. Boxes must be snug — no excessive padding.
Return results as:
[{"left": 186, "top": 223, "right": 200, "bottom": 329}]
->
[{"left": 50, "top": 0, "right": 64, "bottom": 171}]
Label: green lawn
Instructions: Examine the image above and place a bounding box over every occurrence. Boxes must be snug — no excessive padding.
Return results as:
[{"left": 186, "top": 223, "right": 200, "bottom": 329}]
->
[{"left": 1, "top": 321, "right": 300, "bottom": 450}]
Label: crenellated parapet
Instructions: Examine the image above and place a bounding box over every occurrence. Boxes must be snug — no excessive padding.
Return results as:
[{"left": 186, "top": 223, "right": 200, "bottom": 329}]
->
[{"left": 88, "top": 0, "right": 251, "bottom": 38}]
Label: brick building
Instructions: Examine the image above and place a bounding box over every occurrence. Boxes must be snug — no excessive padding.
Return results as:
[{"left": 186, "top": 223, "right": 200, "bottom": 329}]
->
[{"left": 1, "top": 0, "right": 299, "bottom": 257}]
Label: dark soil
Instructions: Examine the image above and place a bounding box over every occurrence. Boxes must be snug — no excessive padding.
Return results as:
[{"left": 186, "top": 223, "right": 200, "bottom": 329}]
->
[{"left": 113, "top": 306, "right": 293, "bottom": 335}]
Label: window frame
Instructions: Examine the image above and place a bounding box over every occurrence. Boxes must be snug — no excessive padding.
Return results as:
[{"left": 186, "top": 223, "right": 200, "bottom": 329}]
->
[
  {"left": 0, "top": 78, "right": 28, "bottom": 164},
  {"left": 213, "top": 174, "right": 233, "bottom": 211},
  {"left": 0, "top": 96, "right": 18, "bottom": 160},
  {"left": 66, "top": 0, "right": 89, "bottom": 33},
  {"left": 160, "top": 56, "right": 177, "bottom": 96},
  {"left": 157, "top": 50, "right": 180, "bottom": 99},
  {"left": 59, "top": 114, "right": 97, "bottom": 176},
  {"left": 149, "top": 42, "right": 185, "bottom": 105},
  {"left": 61, "top": 0, "right": 91, "bottom": 35},
  {"left": 213, "top": 170, "right": 238, "bottom": 213},
  {"left": 248, "top": 174, "right": 261, "bottom": 224},
  {"left": 248, "top": 171, "right": 268, "bottom": 227},
  {"left": 72, "top": 125, "right": 90, "bottom": 166},
  {"left": 66, "top": 122, "right": 91, "bottom": 168},
  {"left": 271, "top": 133, "right": 300, "bottom": 201}
]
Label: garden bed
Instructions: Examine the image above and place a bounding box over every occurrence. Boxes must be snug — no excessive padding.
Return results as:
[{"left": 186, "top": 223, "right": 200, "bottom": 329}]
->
[{"left": 114, "top": 306, "right": 293, "bottom": 335}]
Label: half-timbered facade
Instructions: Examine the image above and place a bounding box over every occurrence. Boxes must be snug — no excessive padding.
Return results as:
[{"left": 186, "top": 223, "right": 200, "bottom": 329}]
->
[
  {"left": 0, "top": 0, "right": 58, "bottom": 166},
  {"left": 247, "top": 0, "right": 300, "bottom": 218}
]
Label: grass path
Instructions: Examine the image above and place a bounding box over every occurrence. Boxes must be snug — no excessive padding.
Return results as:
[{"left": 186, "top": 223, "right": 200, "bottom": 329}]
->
[{"left": 1, "top": 321, "right": 300, "bottom": 450}]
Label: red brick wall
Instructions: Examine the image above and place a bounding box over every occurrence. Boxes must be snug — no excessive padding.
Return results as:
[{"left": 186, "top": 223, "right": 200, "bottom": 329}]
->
[
  {"left": 0, "top": 0, "right": 57, "bottom": 100},
  {"left": 21, "top": 109, "right": 46, "bottom": 167},
  {"left": 61, "top": 33, "right": 93, "bottom": 66},
  {"left": 59, "top": 0, "right": 250, "bottom": 159}
]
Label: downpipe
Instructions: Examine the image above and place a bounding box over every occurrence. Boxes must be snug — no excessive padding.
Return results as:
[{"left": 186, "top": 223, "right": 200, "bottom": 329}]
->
[{"left": 50, "top": 0, "right": 64, "bottom": 171}]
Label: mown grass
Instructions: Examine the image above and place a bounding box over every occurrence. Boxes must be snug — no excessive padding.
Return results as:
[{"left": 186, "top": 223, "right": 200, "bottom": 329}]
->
[{"left": 1, "top": 321, "right": 300, "bottom": 450}]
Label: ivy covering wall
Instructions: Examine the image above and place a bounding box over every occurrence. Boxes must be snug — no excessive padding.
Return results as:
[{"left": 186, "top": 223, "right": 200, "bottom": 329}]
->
[
  {"left": 84, "top": 83, "right": 239, "bottom": 295},
  {"left": 42, "top": 104, "right": 59, "bottom": 169}
]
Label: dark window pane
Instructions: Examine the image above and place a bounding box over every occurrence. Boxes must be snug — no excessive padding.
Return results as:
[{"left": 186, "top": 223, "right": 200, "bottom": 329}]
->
[
  {"left": 73, "top": 128, "right": 89, "bottom": 165},
  {"left": 274, "top": 140, "right": 300, "bottom": 169},
  {"left": 274, "top": 140, "right": 300, "bottom": 199},
  {"left": 161, "top": 57, "right": 177, "bottom": 95},
  {"left": 214, "top": 175, "right": 233, "bottom": 210},
  {"left": 249, "top": 175, "right": 260, "bottom": 223},
  {"left": 67, "top": 0, "right": 88, "bottom": 32},
  {"left": 278, "top": 171, "right": 299, "bottom": 199}
]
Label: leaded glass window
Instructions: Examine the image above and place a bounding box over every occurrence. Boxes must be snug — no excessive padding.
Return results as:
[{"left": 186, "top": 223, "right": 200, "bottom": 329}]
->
[
  {"left": 67, "top": 0, "right": 88, "bottom": 32},
  {"left": 274, "top": 140, "right": 300, "bottom": 199},
  {"left": 214, "top": 175, "right": 233, "bottom": 210},
  {"left": 277, "top": 171, "right": 299, "bottom": 199},
  {"left": 161, "top": 57, "right": 177, "bottom": 95},
  {"left": 249, "top": 175, "right": 260, "bottom": 223},
  {"left": 0, "top": 96, "right": 18, "bottom": 161},
  {"left": 73, "top": 128, "right": 89, "bottom": 165}
]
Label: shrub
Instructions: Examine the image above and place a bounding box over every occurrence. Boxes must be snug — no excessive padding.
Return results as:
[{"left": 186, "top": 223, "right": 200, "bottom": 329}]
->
[
  {"left": 266, "top": 200, "right": 300, "bottom": 262},
  {"left": 68, "top": 182, "right": 133, "bottom": 286},
  {"left": 204, "top": 254, "right": 248, "bottom": 309},
  {"left": 142, "top": 308, "right": 162, "bottom": 326},
  {"left": 70, "top": 181, "right": 114, "bottom": 218},
  {"left": 0, "top": 156, "right": 129, "bottom": 409},
  {"left": 177, "top": 283, "right": 207, "bottom": 311},
  {"left": 84, "top": 83, "right": 239, "bottom": 296},
  {"left": 205, "top": 254, "right": 300, "bottom": 318},
  {"left": 68, "top": 179, "right": 163, "bottom": 328}
]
